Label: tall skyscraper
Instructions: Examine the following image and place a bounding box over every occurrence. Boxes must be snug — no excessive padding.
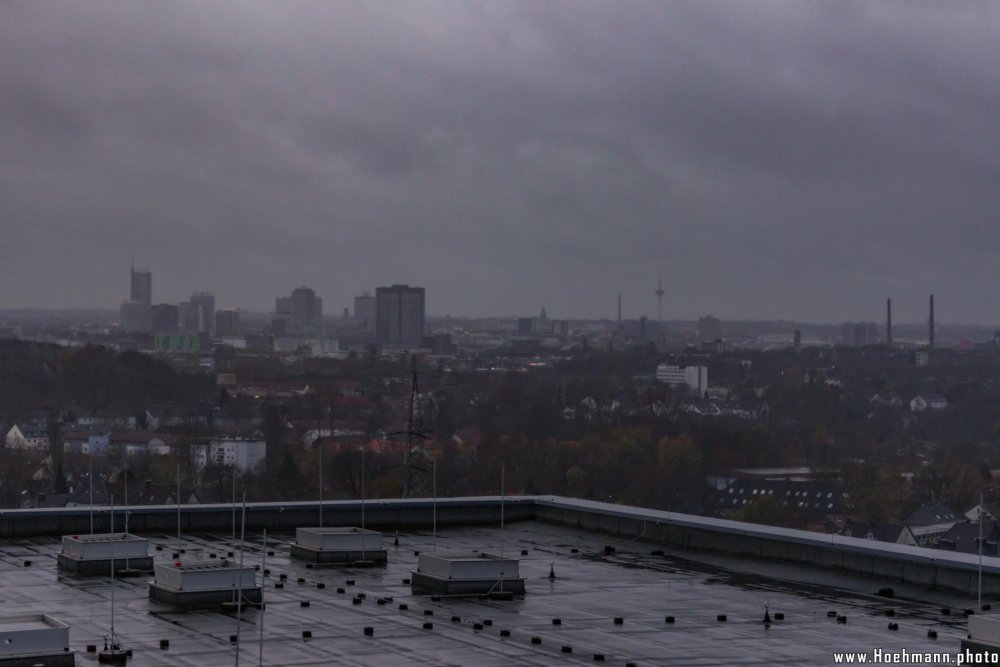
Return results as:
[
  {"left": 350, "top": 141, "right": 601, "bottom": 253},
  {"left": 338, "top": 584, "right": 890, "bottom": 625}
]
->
[
  {"left": 178, "top": 301, "right": 204, "bottom": 334},
  {"left": 215, "top": 308, "right": 240, "bottom": 337},
  {"left": 130, "top": 266, "right": 152, "bottom": 305},
  {"left": 274, "top": 287, "right": 323, "bottom": 334},
  {"left": 151, "top": 303, "right": 179, "bottom": 333},
  {"left": 354, "top": 292, "right": 375, "bottom": 332},
  {"left": 375, "top": 284, "right": 425, "bottom": 347},
  {"left": 190, "top": 292, "right": 216, "bottom": 335},
  {"left": 120, "top": 265, "right": 152, "bottom": 333}
]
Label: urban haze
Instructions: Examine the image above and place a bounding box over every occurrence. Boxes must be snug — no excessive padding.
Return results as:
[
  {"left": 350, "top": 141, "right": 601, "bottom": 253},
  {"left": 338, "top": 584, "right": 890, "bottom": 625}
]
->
[{"left": 2, "top": 2, "right": 999, "bottom": 323}]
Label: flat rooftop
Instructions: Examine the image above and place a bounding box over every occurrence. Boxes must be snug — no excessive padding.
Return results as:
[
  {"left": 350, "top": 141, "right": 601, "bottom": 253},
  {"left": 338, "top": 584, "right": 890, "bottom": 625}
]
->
[{"left": 0, "top": 521, "right": 979, "bottom": 665}]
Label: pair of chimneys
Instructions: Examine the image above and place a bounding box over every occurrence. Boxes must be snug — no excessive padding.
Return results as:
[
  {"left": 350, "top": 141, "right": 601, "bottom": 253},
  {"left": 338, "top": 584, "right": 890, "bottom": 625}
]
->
[{"left": 885, "top": 294, "right": 934, "bottom": 348}]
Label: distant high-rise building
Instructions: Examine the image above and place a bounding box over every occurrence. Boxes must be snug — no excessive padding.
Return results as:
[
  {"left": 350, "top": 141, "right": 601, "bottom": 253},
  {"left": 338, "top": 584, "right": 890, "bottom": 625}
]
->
[
  {"left": 216, "top": 308, "right": 240, "bottom": 337},
  {"left": 120, "top": 265, "right": 152, "bottom": 333},
  {"left": 119, "top": 300, "right": 152, "bottom": 333},
  {"left": 375, "top": 284, "right": 425, "bottom": 347},
  {"left": 354, "top": 292, "right": 375, "bottom": 332},
  {"left": 190, "top": 292, "right": 215, "bottom": 335},
  {"left": 130, "top": 266, "right": 152, "bottom": 305},
  {"left": 841, "top": 321, "right": 879, "bottom": 347},
  {"left": 274, "top": 288, "right": 322, "bottom": 334},
  {"left": 178, "top": 301, "right": 204, "bottom": 334},
  {"left": 151, "top": 304, "right": 179, "bottom": 333},
  {"left": 291, "top": 286, "right": 322, "bottom": 333}
]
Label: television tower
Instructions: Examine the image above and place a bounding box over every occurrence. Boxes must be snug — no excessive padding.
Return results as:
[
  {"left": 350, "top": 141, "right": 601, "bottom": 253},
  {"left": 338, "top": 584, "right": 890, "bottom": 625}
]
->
[{"left": 655, "top": 272, "right": 664, "bottom": 321}]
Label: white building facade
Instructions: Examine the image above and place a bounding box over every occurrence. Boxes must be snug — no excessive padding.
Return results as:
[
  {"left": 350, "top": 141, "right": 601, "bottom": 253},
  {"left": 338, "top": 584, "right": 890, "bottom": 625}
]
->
[{"left": 656, "top": 364, "right": 709, "bottom": 396}]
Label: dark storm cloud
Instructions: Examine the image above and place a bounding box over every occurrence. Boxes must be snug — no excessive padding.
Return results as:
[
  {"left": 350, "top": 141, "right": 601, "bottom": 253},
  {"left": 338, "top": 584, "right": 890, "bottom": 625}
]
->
[{"left": 2, "top": 1, "right": 1000, "bottom": 323}]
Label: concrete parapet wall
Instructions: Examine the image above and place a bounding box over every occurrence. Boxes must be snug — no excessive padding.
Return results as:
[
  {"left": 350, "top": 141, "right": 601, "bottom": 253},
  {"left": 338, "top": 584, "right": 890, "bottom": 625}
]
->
[
  {"left": 530, "top": 497, "right": 1000, "bottom": 597},
  {"left": 2, "top": 495, "right": 999, "bottom": 596}
]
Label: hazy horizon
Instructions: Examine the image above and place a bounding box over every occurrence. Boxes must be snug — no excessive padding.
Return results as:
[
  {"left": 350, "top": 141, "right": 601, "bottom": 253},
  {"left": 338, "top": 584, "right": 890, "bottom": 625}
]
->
[{"left": 3, "top": 2, "right": 1000, "bottom": 324}]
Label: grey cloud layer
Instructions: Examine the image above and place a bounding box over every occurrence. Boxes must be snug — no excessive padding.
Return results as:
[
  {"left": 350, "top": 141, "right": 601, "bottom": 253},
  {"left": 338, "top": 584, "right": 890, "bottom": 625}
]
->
[{"left": 1, "top": 1, "right": 998, "bottom": 322}]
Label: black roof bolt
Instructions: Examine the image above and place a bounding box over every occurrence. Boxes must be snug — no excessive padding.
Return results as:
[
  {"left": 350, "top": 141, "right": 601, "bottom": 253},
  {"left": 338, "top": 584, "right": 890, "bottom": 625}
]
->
[
  {"left": 652, "top": 549, "right": 664, "bottom": 556},
  {"left": 155, "top": 545, "right": 163, "bottom": 551},
  {"left": 521, "top": 549, "right": 528, "bottom": 556},
  {"left": 827, "top": 611, "right": 837, "bottom": 618},
  {"left": 352, "top": 598, "right": 362, "bottom": 605},
  {"left": 399, "top": 603, "right": 408, "bottom": 610},
  {"left": 210, "top": 554, "right": 217, "bottom": 559},
  {"left": 227, "top": 552, "right": 234, "bottom": 558},
  {"left": 562, "top": 646, "right": 573, "bottom": 653},
  {"left": 571, "top": 548, "right": 579, "bottom": 554},
  {"left": 364, "top": 627, "right": 373, "bottom": 637},
  {"left": 483, "top": 619, "right": 492, "bottom": 626},
  {"left": 885, "top": 610, "right": 895, "bottom": 617},
  {"left": 424, "top": 610, "right": 433, "bottom": 616},
  {"left": 837, "top": 615, "right": 847, "bottom": 624},
  {"left": 87, "top": 645, "right": 97, "bottom": 653},
  {"left": 23, "top": 560, "right": 30, "bottom": 567},
  {"left": 423, "top": 622, "right": 433, "bottom": 630},
  {"left": 531, "top": 637, "right": 541, "bottom": 644},
  {"left": 346, "top": 579, "right": 355, "bottom": 586},
  {"left": 431, "top": 595, "right": 441, "bottom": 602},
  {"left": 888, "top": 623, "right": 899, "bottom": 631},
  {"left": 665, "top": 616, "right": 675, "bottom": 624},
  {"left": 275, "top": 583, "right": 284, "bottom": 589},
  {"left": 717, "top": 615, "right": 727, "bottom": 622},
  {"left": 279, "top": 574, "right": 287, "bottom": 581},
  {"left": 302, "top": 630, "right": 312, "bottom": 639},
  {"left": 316, "top": 583, "right": 325, "bottom": 589},
  {"left": 451, "top": 616, "right": 460, "bottom": 623},
  {"left": 941, "top": 608, "right": 951, "bottom": 615},
  {"left": 473, "top": 623, "right": 483, "bottom": 631},
  {"left": 928, "top": 630, "right": 938, "bottom": 639},
  {"left": 594, "top": 655, "right": 605, "bottom": 662},
  {"left": 300, "top": 600, "right": 310, "bottom": 607},
  {"left": 552, "top": 618, "right": 562, "bottom": 626},
  {"left": 297, "top": 578, "right": 305, "bottom": 584},
  {"left": 230, "top": 635, "right": 237, "bottom": 643},
  {"left": 500, "top": 629, "right": 511, "bottom": 637},
  {"left": 159, "top": 639, "right": 169, "bottom": 650},
  {"left": 414, "top": 550, "right": 420, "bottom": 556},
  {"left": 267, "top": 550, "right": 274, "bottom": 556},
  {"left": 614, "top": 617, "right": 624, "bottom": 625},
  {"left": 336, "top": 587, "right": 345, "bottom": 594},
  {"left": 774, "top": 612, "right": 785, "bottom": 621},
  {"left": 403, "top": 578, "right": 411, "bottom": 585}
]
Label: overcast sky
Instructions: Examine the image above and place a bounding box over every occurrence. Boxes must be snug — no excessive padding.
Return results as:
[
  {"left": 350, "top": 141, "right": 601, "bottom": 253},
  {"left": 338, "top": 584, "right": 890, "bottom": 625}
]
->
[{"left": 2, "top": 2, "right": 999, "bottom": 323}]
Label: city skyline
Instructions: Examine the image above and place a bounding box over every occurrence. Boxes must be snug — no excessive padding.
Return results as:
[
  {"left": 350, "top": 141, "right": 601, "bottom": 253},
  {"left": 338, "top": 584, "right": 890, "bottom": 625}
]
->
[{"left": 3, "top": 3, "right": 1000, "bottom": 323}]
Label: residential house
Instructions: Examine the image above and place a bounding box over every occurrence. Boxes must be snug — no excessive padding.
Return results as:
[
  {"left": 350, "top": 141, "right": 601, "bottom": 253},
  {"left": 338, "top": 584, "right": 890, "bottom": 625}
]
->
[
  {"left": 904, "top": 504, "right": 961, "bottom": 546},
  {"left": 910, "top": 394, "right": 948, "bottom": 412}
]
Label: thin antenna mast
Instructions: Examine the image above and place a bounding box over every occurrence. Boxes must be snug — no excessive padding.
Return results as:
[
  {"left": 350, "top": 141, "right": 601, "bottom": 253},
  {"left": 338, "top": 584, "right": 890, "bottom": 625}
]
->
[
  {"left": 500, "top": 464, "right": 505, "bottom": 558},
  {"left": 979, "top": 491, "right": 984, "bottom": 611},
  {"left": 234, "top": 492, "right": 247, "bottom": 667},
  {"left": 258, "top": 529, "right": 267, "bottom": 667}
]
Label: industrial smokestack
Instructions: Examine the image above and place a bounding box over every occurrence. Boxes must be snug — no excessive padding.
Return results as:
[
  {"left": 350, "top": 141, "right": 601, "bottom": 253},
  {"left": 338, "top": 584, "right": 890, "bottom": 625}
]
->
[
  {"left": 929, "top": 294, "right": 935, "bottom": 349},
  {"left": 886, "top": 298, "right": 893, "bottom": 346}
]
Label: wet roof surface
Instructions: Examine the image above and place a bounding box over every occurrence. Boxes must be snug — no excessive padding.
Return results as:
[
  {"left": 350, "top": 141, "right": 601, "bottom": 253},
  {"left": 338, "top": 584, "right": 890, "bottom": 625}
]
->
[{"left": 0, "top": 521, "right": 977, "bottom": 665}]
